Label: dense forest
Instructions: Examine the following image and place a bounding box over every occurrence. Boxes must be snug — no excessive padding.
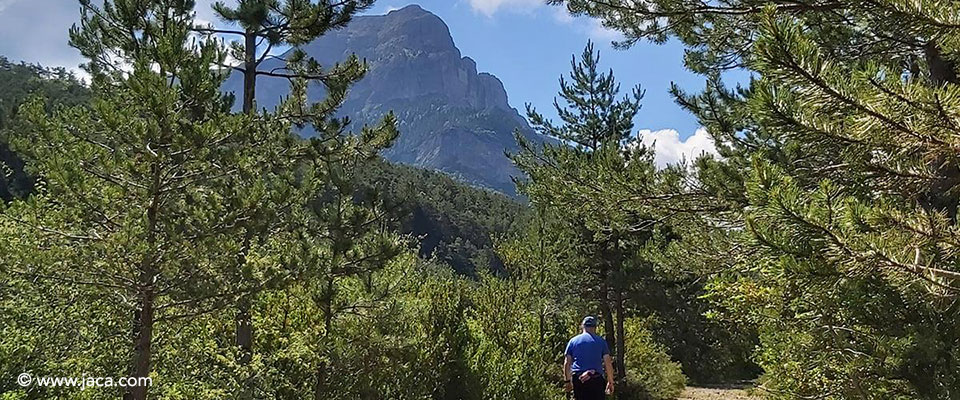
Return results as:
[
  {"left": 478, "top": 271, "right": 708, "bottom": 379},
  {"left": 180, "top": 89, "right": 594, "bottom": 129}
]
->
[
  {"left": 0, "top": 58, "right": 89, "bottom": 201},
  {"left": 2, "top": 0, "right": 960, "bottom": 399},
  {"left": 0, "top": 55, "right": 523, "bottom": 275}
]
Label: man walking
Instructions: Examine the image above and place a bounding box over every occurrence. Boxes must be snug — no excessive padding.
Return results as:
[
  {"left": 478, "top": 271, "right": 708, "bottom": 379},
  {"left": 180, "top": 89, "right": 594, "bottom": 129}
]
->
[{"left": 563, "top": 316, "right": 615, "bottom": 399}]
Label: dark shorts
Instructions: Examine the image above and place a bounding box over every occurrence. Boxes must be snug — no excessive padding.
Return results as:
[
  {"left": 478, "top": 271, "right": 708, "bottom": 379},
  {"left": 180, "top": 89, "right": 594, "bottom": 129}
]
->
[{"left": 572, "top": 371, "right": 605, "bottom": 400}]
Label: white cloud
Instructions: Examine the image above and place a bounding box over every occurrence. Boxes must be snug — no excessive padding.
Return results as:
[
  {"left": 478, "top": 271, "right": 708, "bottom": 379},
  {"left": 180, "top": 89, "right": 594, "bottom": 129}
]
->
[
  {"left": 468, "top": 0, "right": 543, "bottom": 16},
  {"left": 586, "top": 19, "right": 622, "bottom": 41},
  {"left": 551, "top": 7, "right": 574, "bottom": 23},
  {"left": 0, "top": 0, "right": 20, "bottom": 13},
  {"left": 0, "top": 0, "right": 227, "bottom": 76},
  {"left": 193, "top": 0, "right": 220, "bottom": 24},
  {"left": 193, "top": 17, "right": 214, "bottom": 28},
  {"left": 0, "top": 0, "right": 84, "bottom": 71},
  {"left": 638, "top": 127, "right": 719, "bottom": 168},
  {"left": 549, "top": 7, "right": 623, "bottom": 42}
]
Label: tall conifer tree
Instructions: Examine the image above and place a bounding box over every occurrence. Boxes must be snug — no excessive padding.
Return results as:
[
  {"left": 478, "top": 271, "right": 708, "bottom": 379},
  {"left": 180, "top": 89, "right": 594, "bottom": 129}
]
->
[
  {"left": 191, "top": 2, "right": 394, "bottom": 389},
  {"left": 513, "top": 42, "right": 660, "bottom": 389}
]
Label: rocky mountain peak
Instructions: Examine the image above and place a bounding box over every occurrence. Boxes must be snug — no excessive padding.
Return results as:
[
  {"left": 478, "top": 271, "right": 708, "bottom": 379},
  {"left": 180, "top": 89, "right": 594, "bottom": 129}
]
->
[
  {"left": 294, "top": 4, "right": 512, "bottom": 112},
  {"left": 223, "top": 5, "right": 541, "bottom": 195}
]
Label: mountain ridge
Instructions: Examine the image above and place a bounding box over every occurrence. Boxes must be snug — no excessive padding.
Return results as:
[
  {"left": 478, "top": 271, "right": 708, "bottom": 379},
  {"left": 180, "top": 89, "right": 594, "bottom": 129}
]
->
[{"left": 223, "top": 4, "right": 541, "bottom": 195}]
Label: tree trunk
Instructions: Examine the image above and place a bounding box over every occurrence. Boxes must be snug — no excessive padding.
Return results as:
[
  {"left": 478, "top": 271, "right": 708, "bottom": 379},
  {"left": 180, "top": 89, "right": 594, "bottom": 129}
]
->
[
  {"left": 614, "top": 287, "right": 626, "bottom": 384},
  {"left": 314, "top": 362, "right": 327, "bottom": 400},
  {"left": 126, "top": 165, "right": 161, "bottom": 400},
  {"left": 314, "top": 277, "right": 335, "bottom": 400},
  {"left": 125, "top": 274, "right": 156, "bottom": 400},
  {"left": 598, "top": 262, "right": 616, "bottom": 358},
  {"left": 237, "top": 29, "right": 257, "bottom": 397},
  {"left": 925, "top": 41, "right": 958, "bottom": 85},
  {"left": 242, "top": 30, "right": 257, "bottom": 115},
  {"left": 236, "top": 296, "right": 253, "bottom": 399},
  {"left": 235, "top": 230, "right": 255, "bottom": 399}
]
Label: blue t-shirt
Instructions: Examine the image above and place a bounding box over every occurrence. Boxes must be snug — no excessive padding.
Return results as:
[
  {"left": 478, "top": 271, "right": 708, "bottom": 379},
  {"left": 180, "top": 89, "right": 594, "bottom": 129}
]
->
[{"left": 564, "top": 332, "right": 609, "bottom": 373}]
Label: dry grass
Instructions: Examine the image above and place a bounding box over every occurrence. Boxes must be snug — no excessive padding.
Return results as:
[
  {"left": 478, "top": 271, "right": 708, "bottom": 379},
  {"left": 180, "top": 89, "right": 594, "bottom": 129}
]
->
[{"left": 677, "top": 385, "right": 762, "bottom": 400}]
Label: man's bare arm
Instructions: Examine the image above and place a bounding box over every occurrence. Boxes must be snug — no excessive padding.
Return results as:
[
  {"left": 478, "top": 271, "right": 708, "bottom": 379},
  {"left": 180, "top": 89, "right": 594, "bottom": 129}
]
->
[
  {"left": 563, "top": 355, "right": 573, "bottom": 381},
  {"left": 603, "top": 354, "right": 615, "bottom": 386}
]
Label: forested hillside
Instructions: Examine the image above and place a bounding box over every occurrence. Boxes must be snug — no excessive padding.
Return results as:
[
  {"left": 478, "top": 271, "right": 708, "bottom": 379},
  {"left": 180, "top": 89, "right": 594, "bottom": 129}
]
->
[
  {"left": 0, "top": 57, "right": 88, "bottom": 201},
  {"left": 357, "top": 158, "right": 526, "bottom": 274},
  {"left": 0, "top": 58, "right": 522, "bottom": 277}
]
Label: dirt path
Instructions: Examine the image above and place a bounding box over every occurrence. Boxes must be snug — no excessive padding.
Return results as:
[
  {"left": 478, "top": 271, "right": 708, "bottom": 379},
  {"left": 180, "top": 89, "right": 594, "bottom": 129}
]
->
[{"left": 678, "top": 386, "right": 761, "bottom": 399}]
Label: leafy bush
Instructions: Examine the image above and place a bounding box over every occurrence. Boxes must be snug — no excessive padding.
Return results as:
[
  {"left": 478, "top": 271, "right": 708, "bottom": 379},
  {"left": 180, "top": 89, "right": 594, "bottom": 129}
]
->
[{"left": 621, "top": 317, "right": 686, "bottom": 400}]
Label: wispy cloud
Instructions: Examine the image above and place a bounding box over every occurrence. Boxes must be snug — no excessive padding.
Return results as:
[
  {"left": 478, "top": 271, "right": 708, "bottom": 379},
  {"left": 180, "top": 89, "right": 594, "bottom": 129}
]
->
[
  {"left": 0, "top": 0, "right": 228, "bottom": 75},
  {"left": 0, "top": 0, "right": 83, "bottom": 71},
  {"left": 468, "top": 0, "right": 543, "bottom": 16},
  {"left": 549, "top": 6, "right": 623, "bottom": 41},
  {"left": 550, "top": 7, "right": 573, "bottom": 23},
  {"left": 585, "top": 18, "right": 622, "bottom": 41},
  {"left": 638, "top": 127, "right": 719, "bottom": 168},
  {"left": 0, "top": 0, "right": 21, "bottom": 13}
]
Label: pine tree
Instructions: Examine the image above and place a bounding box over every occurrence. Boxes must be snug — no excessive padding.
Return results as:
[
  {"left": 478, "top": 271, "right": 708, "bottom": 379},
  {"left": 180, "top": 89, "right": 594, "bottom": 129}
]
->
[
  {"left": 292, "top": 126, "right": 405, "bottom": 398},
  {"left": 192, "top": 2, "right": 394, "bottom": 390},
  {"left": 513, "top": 41, "right": 665, "bottom": 391},
  {"left": 198, "top": 0, "right": 373, "bottom": 114},
  {"left": 525, "top": 41, "right": 643, "bottom": 152},
  {"left": 0, "top": 1, "right": 302, "bottom": 399}
]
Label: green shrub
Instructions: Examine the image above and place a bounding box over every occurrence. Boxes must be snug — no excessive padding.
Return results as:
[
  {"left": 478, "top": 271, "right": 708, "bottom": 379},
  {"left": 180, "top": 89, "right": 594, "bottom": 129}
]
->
[{"left": 621, "top": 317, "right": 687, "bottom": 400}]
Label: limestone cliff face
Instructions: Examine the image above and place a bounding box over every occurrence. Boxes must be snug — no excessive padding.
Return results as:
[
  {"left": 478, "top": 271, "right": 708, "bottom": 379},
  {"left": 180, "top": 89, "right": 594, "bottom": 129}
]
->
[
  {"left": 312, "top": 5, "right": 511, "bottom": 111},
  {"left": 224, "top": 4, "right": 541, "bottom": 195}
]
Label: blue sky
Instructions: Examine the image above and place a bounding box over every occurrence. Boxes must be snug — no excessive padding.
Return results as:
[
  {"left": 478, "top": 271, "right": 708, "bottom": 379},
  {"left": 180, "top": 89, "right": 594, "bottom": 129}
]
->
[{"left": 0, "top": 0, "right": 733, "bottom": 165}]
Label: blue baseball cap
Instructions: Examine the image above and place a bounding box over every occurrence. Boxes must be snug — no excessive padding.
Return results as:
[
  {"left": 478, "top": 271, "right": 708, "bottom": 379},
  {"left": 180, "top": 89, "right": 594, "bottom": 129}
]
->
[{"left": 582, "top": 316, "right": 598, "bottom": 327}]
